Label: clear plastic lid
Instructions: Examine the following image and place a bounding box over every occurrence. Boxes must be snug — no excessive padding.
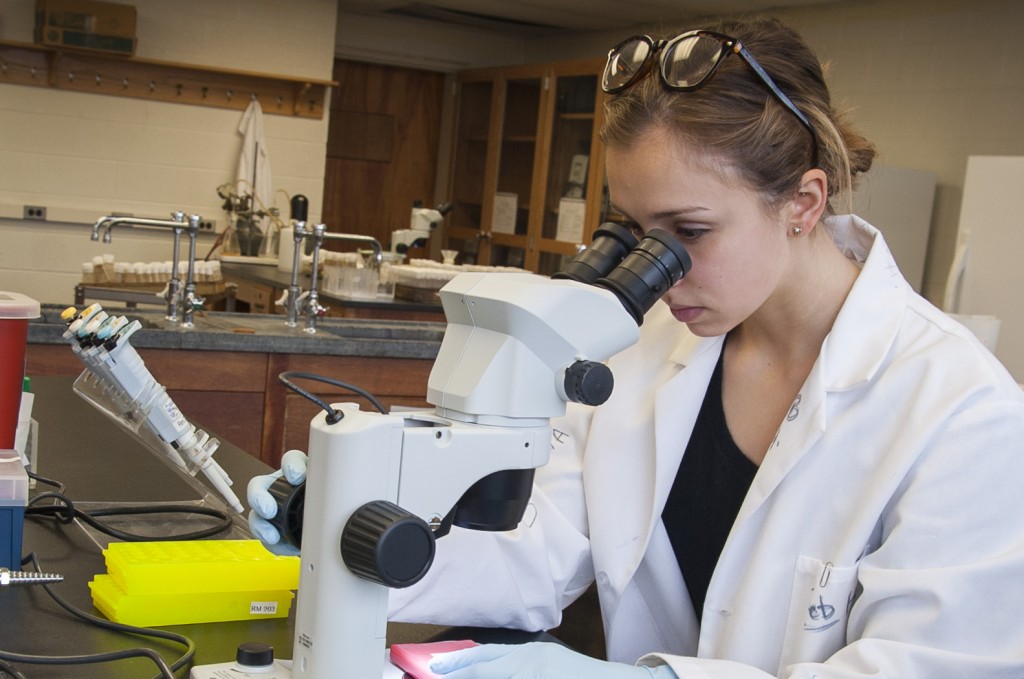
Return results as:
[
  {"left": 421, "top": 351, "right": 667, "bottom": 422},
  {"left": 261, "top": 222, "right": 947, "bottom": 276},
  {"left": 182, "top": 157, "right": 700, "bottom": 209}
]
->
[
  {"left": 0, "top": 455, "right": 28, "bottom": 504},
  {"left": 0, "top": 291, "right": 40, "bottom": 320}
]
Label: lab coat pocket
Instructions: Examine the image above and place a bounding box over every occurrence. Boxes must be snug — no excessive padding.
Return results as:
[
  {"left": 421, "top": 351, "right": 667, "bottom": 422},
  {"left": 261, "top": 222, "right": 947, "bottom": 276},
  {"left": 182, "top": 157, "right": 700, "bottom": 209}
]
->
[{"left": 777, "top": 555, "right": 860, "bottom": 673}]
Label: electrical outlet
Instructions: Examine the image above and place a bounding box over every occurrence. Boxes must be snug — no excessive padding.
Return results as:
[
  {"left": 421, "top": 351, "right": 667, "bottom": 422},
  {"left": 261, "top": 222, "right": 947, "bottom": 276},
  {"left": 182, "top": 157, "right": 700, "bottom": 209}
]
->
[
  {"left": 198, "top": 219, "right": 217, "bottom": 231},
  {"left": 23, "top": 205, "right": 47, "bottom": 221}
]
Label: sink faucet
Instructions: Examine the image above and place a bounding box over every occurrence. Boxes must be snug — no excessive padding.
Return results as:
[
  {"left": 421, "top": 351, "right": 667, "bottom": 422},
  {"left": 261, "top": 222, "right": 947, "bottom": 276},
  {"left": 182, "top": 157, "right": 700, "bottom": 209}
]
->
[
  {"left": 91, "top": 211, "right": 205, "bottom": 327},
  {"left": 281, "top": 221, "right": 383, "bottom": 334}
]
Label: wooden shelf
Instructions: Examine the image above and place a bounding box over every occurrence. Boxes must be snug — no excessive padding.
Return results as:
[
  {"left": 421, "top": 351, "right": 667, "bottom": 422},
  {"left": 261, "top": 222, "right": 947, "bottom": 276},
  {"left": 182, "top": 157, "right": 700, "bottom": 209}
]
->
[{"left": 0, "top": 40, "right": 336, "bottom": 119}]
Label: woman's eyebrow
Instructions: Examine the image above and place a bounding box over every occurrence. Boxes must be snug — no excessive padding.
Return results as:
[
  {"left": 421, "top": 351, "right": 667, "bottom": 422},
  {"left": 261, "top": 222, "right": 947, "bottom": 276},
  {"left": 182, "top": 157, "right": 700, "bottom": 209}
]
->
[
  {"left": 651, "top": 206, "right": 710, "bottom": 220},
  {"left": 611, "top": 205, "right": 710, "bottom": 222}
]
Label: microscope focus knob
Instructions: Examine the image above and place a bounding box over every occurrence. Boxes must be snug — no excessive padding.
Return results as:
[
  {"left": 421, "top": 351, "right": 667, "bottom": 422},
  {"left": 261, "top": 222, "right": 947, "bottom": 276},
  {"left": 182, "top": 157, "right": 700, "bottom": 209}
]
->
[
  {"left": 341, "top": 500, "right": 436, "bottom": 588},
  {"left": 563, "top": 360, "right": 614, "bottom": 406}
]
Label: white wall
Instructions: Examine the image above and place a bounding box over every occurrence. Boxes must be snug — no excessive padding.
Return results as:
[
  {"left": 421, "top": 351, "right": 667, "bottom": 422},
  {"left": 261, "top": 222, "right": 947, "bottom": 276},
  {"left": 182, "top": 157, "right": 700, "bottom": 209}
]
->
[
  {"left": 949, "top": 156, "right": 1024, "bottom": 382},
  {"left": 0, "top": 0, "right": 337, "bottom": 304}
]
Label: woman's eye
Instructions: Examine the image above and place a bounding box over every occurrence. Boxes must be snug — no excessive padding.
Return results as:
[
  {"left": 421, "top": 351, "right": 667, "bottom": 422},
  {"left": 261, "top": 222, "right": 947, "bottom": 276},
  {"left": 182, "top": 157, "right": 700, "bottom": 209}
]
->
[{"left": 674, "top": 226, "right": 707, "bottom": 241}]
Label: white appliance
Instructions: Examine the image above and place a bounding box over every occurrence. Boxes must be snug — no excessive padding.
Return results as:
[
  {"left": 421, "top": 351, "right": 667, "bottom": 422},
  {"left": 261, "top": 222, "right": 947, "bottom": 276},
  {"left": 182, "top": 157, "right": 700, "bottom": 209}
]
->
[
  {"left": 945, "top": 155, "right": 1024, "bottom": 382},
  {"left": 852, "top": 163, "right": 937, "bottom": 293}
]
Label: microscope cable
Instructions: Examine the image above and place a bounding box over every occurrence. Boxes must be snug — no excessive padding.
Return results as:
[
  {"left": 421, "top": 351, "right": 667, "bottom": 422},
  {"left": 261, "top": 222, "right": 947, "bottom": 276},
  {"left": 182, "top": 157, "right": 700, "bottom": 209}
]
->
[{"left": 278, "top": 370, "right": 388, "bottom": 420}]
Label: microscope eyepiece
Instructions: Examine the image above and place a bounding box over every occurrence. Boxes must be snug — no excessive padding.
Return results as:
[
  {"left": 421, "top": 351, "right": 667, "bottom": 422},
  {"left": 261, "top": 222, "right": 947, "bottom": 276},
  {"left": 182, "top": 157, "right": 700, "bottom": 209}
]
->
[
  {"left": 552, "top": 222, "right": 639, "bottom": 285},
  {"left": 595, "top": 229, "right": 691, "bottom": 325}
]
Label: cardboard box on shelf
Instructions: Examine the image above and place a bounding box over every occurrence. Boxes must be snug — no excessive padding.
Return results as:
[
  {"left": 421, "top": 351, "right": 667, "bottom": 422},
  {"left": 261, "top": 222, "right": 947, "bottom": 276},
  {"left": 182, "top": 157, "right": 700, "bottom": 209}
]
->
[{"left": 34, "top": 0, "right": 137, "bottom": 56}]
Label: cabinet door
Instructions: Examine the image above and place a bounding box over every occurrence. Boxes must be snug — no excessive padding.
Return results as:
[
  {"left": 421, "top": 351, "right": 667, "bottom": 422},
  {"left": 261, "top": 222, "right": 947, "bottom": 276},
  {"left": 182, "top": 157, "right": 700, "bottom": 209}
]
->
[
  {"left": 445, "top": 60, "right": 608, "bottom": 275},
  {"left": 446, "top": 76, "right": 495, "bottom": 263},
  {"left": 487, "top": 65, "right": 547, "bottom": 269},
  {"left": 532, "top": 59, "right": 608, "bottom": 276},
  {"left": 445, "top": 65, "right": 548, "bottom": 268}
]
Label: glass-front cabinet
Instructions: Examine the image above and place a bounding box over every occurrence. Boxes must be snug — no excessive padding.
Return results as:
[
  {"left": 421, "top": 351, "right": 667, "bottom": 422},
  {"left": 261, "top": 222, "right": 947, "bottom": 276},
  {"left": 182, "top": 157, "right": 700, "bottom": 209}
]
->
[
  {"left": 445, "top": 78, "right": 493, "bottom": 264},
  {"left": 444, "top": 58, "right": 607, "bottom": 275}
]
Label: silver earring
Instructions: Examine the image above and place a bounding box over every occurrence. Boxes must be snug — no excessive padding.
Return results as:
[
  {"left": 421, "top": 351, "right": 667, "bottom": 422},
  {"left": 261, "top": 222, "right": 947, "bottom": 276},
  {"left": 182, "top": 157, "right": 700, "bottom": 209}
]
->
[{"left": 792, "top": 226, "right": 803, "bottom": 236}]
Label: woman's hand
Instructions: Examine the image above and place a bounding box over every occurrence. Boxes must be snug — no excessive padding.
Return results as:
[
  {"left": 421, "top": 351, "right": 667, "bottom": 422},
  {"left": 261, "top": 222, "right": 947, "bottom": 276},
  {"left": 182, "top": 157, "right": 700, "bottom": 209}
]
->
[
  {"left": 246, "top": 449, "right": 307, "bottom": 555},
  {"left": 430, "top": 642, "right": 674, "bottom": 679}
]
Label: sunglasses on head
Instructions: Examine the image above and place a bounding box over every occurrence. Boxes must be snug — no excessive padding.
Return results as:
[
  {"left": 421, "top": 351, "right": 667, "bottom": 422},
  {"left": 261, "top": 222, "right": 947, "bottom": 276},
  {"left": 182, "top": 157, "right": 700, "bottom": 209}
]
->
[{"left": 603, "top": 30, "right": 818, "bottom": 166}]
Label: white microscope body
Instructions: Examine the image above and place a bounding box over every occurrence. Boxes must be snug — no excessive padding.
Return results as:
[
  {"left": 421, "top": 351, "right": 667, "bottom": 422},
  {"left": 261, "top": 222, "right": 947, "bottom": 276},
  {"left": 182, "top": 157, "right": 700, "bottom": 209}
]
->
[
  {"left": 289, "top": 226, "right": 691, "bottom": 677},
  {"left": 390, "top": 202, "right": 451, "bottom": 255}
]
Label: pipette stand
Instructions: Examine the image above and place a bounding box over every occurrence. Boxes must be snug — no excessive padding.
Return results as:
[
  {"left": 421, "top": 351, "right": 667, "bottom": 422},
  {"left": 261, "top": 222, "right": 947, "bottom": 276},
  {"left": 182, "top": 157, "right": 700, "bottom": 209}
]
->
[{"left": 71, "top": 368, "right": 249, "bottom": 543}]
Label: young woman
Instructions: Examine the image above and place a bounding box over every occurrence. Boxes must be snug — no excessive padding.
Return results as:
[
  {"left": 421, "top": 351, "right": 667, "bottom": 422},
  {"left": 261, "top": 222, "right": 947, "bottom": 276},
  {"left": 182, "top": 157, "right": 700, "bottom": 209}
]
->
[{"left": 251, "top": 17, "right": 1024, "bottom": 678}]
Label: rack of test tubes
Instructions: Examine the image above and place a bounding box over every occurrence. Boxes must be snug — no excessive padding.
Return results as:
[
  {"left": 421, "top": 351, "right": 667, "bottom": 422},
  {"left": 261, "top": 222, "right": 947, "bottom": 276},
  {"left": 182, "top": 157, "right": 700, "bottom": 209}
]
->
[{"left": 57, "top": 303, "right": 246, "bottom": 528}]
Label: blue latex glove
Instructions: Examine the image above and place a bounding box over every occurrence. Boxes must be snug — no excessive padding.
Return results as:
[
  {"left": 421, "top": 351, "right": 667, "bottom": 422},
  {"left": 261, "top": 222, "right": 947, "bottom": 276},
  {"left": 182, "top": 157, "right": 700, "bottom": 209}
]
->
[
  {"left": 247, "top": 449, "right": 308, "bottom": 556},
  {"left": 429, "top": 642, "right": 676, "bottom": 679}
]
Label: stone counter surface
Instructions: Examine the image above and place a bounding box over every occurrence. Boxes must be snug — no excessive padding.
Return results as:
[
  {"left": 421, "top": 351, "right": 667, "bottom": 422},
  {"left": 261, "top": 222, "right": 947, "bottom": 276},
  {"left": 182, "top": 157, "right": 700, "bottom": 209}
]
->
[{"left": 29, "top": 304, "right": 445, "bottom": 359}]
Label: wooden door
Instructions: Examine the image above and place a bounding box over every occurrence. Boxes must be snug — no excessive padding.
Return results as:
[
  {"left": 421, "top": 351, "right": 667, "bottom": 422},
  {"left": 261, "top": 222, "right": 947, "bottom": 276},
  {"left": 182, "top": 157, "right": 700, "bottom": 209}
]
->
[{"left": 321, "top": 60, "right": 445, "bottom": 256}]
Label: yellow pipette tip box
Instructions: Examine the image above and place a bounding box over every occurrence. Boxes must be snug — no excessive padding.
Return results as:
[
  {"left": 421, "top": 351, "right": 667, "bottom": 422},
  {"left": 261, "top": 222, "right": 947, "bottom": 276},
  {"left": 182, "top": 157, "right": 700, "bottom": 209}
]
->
[
  {"left": 89, "top": 539, "right": 299, "bottom": 626},
  {"left": 90, "top": 575, "right": 294, "bottom": 627},
  {"left": 102, "top": 539, "right": 299, "bottom": 594}
]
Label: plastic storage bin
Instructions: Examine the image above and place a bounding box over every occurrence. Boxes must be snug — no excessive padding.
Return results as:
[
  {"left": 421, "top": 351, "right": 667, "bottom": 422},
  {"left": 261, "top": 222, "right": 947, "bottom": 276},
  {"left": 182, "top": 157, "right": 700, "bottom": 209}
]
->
[{"left": 0, "top": 455, "right": 28, "bottom": 570}]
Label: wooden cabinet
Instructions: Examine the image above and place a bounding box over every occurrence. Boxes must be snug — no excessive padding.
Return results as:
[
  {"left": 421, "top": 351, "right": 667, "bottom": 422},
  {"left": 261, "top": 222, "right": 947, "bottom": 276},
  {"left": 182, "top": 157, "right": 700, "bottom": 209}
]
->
[
  {"left": 26, "top": 344, "right": 432, "bottom": 469},
  {"left": 443, "top": 58, "right": 609, "bottom": 276}
]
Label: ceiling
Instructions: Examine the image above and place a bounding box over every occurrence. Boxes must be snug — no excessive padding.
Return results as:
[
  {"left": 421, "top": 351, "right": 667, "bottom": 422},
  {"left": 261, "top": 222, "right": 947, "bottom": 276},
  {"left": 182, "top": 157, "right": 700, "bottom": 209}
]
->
[{"left": 340, "top": 0, "right": 851, "bottom": 35}]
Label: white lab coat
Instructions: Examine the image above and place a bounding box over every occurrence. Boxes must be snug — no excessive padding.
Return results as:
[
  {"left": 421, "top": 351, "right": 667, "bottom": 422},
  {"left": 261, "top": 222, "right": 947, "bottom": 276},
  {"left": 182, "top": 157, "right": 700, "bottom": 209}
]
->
[
  {"left": 390, "top": 216, "right": 1024, "bottom": 678},
  {"left": 236, "top": 99, "right": 273, "bottom": 233}
]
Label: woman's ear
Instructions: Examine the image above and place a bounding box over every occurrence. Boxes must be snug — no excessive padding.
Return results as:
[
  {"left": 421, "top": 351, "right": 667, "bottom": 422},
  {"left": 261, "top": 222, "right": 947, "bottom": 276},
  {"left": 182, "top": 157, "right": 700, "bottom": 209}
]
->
[{"left": 789, "top": 169, "right": 828, "bottom": 235}]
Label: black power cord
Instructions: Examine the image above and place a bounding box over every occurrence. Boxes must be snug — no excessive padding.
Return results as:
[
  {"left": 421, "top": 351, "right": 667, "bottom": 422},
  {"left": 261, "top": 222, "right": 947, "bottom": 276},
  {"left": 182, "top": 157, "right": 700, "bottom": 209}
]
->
[
  {"left": 25, "top": 471, "right": 234, "bottom": 542},
  {"left": 0, "top": 553, "right": 195, "bottom": 679},
  {"left": 0, "top": 470, "right": 233, "bottom": 678}
]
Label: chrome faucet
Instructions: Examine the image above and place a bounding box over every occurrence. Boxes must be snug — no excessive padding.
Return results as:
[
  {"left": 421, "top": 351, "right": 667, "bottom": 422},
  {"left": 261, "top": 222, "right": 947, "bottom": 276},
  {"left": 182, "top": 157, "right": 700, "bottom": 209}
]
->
[
  {"left": 283, "top": 220, "right": 314, "bottom": 329},
  {"left": 91, "top": 211, "right": 205, "bottom": 327},
  {"left": 281, "top": 222, "right": 383, "bottom": 334}
]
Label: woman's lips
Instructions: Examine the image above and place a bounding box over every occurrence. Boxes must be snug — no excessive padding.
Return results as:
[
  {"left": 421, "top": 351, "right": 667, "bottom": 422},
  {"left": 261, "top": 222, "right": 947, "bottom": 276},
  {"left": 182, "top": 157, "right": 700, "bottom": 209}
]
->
[{"left": 670, "top": 306, "right": 703, "bottom": 323}]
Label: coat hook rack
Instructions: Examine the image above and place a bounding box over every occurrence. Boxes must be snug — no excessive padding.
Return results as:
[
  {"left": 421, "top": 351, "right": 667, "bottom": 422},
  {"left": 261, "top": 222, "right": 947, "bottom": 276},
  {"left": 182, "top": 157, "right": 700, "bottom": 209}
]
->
[{"left": 0, "top": 40, "right": 335, "bottom": 120}]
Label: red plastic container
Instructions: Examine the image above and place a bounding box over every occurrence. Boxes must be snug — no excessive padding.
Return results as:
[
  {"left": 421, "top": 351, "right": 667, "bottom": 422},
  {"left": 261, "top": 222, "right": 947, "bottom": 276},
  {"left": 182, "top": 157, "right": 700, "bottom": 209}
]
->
[{"left": 0, "top": 292, "right": 40, "bottom": 449}]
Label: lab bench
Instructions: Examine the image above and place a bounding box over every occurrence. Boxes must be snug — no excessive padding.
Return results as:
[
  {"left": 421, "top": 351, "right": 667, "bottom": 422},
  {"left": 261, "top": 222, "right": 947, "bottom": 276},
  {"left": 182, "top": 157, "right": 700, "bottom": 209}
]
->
[{"left": 26, "top": 305, "right": 445, "bottom": 468}]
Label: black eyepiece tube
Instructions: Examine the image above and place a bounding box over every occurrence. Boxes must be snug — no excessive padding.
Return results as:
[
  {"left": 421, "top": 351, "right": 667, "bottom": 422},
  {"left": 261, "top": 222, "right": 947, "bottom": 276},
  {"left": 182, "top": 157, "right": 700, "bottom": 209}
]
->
[
  {"left": 595, "top": 230, "right": 692, "bottom": 325},
  {"left": 552, "top": 222, "right": 639, "bottom": 285},
  {"left": 452, "top": 469, "right": 536, "bottom": 532}
]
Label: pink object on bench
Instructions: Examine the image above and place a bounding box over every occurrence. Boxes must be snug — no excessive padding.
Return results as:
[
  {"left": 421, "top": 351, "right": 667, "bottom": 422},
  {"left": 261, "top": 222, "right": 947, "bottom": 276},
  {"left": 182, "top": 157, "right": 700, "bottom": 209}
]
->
[{"left": 389, "top": 640, "right": 478, "bottom": 679}]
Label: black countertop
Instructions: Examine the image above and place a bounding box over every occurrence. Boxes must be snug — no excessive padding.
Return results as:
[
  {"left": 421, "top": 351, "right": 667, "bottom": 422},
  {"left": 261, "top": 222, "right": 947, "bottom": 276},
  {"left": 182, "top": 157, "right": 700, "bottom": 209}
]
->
[{"left": 28, "top": 304, "right": 445, "bottom": 359}]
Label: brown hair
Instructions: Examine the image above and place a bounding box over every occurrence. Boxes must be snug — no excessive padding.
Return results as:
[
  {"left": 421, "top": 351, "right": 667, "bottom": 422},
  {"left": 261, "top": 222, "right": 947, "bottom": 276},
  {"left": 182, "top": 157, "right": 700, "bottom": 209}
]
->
[{"left": 601, "top": 17, "right": 876, "bottom": 216}]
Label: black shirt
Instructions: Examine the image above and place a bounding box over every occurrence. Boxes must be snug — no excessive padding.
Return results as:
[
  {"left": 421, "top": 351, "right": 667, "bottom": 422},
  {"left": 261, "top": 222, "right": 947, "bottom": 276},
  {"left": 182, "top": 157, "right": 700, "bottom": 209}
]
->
[{"left": 661, "top": 345, "right": 758, "bottom": 622}]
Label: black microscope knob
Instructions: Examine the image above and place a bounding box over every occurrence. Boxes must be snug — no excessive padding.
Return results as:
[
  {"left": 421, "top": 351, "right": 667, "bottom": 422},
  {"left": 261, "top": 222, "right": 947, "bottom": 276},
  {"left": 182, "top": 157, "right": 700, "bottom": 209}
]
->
[
  {"left": 564, "top": 359, "right": 614, "bottom": 406},
  {"left": 236, "top": 641, "right": 275, "bottom": 668},
  {"left": 341, "top": 500, "right": 435, "bottom": 588},
  {"left": 266, "top": 477, "right": 305, "bottom": 549}
]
